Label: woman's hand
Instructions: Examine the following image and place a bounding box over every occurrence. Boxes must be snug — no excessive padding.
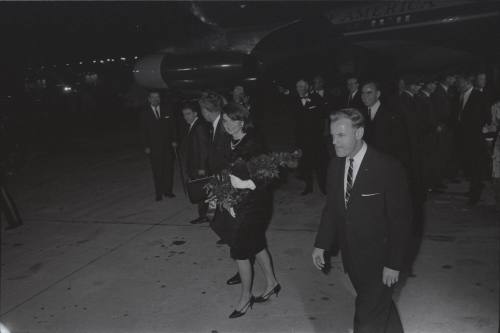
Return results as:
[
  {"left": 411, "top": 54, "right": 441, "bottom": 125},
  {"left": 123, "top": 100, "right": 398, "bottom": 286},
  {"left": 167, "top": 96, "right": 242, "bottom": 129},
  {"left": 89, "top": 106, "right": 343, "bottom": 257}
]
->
[{"left": 229, "top": 174, "right": 256, "bottom": 190}]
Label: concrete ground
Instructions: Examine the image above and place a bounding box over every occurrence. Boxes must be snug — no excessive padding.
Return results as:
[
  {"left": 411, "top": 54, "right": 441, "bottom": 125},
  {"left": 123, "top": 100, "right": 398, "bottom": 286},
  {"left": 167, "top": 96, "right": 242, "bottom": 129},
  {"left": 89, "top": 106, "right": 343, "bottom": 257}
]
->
[{"left": 0, "top": 130, "right": 498, "bottom": 333}]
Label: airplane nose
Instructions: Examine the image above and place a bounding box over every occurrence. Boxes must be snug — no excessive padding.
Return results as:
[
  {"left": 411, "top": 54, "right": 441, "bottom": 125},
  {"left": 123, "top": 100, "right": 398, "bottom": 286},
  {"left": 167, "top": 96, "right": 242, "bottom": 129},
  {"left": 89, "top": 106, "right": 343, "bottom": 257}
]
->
[{"left": 134, "top": 52, "right": 260, "bottom": 90}]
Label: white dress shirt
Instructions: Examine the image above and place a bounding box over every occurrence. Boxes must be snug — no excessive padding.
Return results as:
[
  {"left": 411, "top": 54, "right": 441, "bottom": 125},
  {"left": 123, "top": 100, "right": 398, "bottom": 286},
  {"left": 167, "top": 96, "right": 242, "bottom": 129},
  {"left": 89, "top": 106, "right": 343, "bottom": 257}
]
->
[
  {"left": 212, "top": 114, "right": 221, "bottom": 140},
  {"left": 151, "top": 105, "right": 160, "bottom": 119},
  {"left": 461, "top": 86, "right": 473, "bottom": 110},
  {"left": 188, "top": 117, "right": 198, "bottom": 133},
  {"left": 344, "top": 142, "right": 368, "bottom": 196}
]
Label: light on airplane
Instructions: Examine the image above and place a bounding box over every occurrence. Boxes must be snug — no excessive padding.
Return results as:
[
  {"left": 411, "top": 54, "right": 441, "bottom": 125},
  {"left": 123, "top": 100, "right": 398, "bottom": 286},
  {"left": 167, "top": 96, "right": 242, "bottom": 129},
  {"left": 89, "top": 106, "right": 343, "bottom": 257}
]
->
[
  {"left": 66, "top": 63, "right": 70, "bottom": 66},
  {"left": 120, "top": 57, "right": 126, "bottom": 61},
  {"left": 134, "top": 56, "right": 139, "bottom": 60},
  {"left": 100, "top": 60, "right": 105, "bottom": 64},
  {"left": 93, "top": 60, "right": 97, "bottom": 64},
  {"left": 63, "top": 86, "right": 72, "bottom": 93},
  {"left": 79, "top": 61, "right": 83, "bottom": 65}
]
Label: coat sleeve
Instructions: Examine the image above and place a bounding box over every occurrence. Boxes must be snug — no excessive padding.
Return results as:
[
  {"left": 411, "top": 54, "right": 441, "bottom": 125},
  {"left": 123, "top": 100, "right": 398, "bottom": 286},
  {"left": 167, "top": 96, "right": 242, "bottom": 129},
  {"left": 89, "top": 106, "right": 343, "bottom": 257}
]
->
[
  {"left": 194, "top": 123, "right": 210, "bottom": 171},
  {"left": 384, "top": 159, "right": 412, "bottom": 271},
  {"left": 314, "top": 158, "right": 338, "bottom": 250}
]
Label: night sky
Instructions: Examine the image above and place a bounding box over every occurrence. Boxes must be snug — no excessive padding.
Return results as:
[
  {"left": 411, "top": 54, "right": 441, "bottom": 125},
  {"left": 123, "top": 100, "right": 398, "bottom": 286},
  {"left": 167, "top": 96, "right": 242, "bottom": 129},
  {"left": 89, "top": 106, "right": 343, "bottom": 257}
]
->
[{"left": 1, "top": 2, "right": 206, "bottom": 68}]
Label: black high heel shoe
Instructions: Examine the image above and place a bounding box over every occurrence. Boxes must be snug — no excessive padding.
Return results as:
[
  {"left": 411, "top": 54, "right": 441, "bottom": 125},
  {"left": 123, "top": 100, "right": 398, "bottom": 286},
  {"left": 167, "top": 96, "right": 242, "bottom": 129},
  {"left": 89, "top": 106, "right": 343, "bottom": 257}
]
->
[
  {"left": 254, "top": 284, "right": 281, "bottom": 303},
  {"left": 229, "top": 296, "right": 255, "bottom": 319}
]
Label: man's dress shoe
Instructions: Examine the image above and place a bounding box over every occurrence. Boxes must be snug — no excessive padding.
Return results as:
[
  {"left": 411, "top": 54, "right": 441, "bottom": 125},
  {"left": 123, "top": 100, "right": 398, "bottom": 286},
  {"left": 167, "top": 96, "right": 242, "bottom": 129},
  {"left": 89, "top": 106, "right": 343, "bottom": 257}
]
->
[
  {"left": 190, "top": 217, "right": 208, "bottom": 224},
  {"left": 155, "top": 195, "right": 163, "bottom": 202},
  {"left": 164, "top": 192, "right": 176, "bottom": 198},
  {"left": 226, "top": 272, "right": 241, "bottom": 285}
]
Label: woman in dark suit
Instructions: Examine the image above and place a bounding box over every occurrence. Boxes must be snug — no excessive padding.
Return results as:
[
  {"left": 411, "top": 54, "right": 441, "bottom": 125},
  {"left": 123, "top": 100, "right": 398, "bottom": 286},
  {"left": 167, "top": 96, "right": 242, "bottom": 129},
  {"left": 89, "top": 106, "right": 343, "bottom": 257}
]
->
[{"left": 214, "top": 102, "right": 280, "bottom": 318}]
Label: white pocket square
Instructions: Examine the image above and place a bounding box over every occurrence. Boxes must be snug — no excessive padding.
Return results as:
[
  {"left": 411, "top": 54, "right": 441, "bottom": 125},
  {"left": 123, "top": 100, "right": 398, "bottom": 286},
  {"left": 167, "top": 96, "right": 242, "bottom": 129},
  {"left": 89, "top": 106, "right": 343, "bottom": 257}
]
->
[
  {"left": 163, "top": 115, "right": 170, "bottom": 119},
  {"left": 308, "top": 106, "right": 317, "bottom": 110},
  {"left": 361, "top": 193, "right": 381, "bottom": 197}
]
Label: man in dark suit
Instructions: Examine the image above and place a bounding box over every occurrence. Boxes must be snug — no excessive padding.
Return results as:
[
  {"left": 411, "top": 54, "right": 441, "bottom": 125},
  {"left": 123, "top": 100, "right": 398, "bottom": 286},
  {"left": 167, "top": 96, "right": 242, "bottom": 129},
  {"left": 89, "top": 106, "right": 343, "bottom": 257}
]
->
[
  {"left": 199, "top": 92, "right": 242, "bottom": 286},
  {"left": 294, "top": 79, "right": 326, "bottom": 195},
  {"left": 453, "top": 73, "right": 490, "bottom": 205},
  {"left": 343, "top": 75, "right": 364, "bottom": 110},
  {"left": 430, "top": 73, "right": 456, "bottom": 188},
  {"left": 361, "top": 81, "right": 410, "bottom": 167},
  {"left": 181, "top": 102, "right": 210, "bottom": 224},
  {"left": 141, "top": 91, "right": 178, "bottom": 201},
  {"left": 312, "top": 108, "right": 412, "bottom": 333}
]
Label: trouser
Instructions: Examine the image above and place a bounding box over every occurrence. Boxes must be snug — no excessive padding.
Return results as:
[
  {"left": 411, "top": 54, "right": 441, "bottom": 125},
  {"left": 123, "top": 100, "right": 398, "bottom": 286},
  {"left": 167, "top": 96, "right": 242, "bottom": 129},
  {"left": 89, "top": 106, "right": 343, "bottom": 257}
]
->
[
  {"left": 349, "top": 271, "right": 404, "bottom": 333},
  {"left": 1, "top": 185, "right": 22, "bottom": 228},
  {"left": 150, "top": 146, "right": 174, "bottom": 196},
  {"left": 299, "top": 139, "right": 327, "bottom": 193},
  {"left": 197, "top": 202, "right": 208, "bottom": 218}
]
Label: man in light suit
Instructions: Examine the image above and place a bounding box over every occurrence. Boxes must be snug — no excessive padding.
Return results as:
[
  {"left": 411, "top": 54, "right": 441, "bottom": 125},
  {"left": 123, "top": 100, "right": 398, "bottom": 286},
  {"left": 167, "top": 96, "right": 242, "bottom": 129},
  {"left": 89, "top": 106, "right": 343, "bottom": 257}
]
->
[
  {"left": 141, "top": 91, "right": 178, "bottom": 201},
  {"left": 312, "top": 108, "right": 412, "bottom": 333}
]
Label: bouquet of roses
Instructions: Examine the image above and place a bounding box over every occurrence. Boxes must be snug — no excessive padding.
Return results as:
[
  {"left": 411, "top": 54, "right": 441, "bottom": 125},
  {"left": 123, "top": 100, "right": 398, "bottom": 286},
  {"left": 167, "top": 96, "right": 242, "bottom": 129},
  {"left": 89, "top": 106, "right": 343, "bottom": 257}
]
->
[{"left": 205, "top": 150, "right": 301, "bottom": 214}]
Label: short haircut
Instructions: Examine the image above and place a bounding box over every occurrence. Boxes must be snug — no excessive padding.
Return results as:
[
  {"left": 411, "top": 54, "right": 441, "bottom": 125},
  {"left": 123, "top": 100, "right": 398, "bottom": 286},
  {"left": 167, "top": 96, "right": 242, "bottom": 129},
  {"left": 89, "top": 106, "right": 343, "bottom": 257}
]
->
[
  {"left": 456, "top": 72, "right": 474, "bottom": 83},
  {"left": 346, "top": 74, "right": 358, "bottom": 82},
  {"left": 362, "top": 80, "right": 381, "bottom": 91},
  {"left": 330, "top": 108, "right": 365, "bottom": 129},
  {"left": 148, "top": 90, "right": 160, "bottom": 97},
  {"left": 222, "top": 102, "right": 253, "bottom": 132},
  {"left": 181, "top": 101, "right": 200, "bottom": 115},
  {"left": 198, "top": 91, "right": 223, "bottom": 114}
]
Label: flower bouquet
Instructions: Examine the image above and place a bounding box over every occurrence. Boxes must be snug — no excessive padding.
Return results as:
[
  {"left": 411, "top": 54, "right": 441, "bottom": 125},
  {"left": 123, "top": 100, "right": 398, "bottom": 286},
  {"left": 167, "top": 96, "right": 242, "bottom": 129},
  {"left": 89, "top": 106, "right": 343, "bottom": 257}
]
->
[{"left": 205, "top": 150, "right": 301, "bottom": 214}]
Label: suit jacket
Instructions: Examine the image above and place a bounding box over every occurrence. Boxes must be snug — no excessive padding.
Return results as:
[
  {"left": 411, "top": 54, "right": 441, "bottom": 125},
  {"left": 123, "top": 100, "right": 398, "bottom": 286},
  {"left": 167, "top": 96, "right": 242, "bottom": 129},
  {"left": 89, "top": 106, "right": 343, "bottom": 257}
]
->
[
  {"left": 207, "top": 116, "right": 231, "bottom": 175},
  {"left": 364, "top": 102, "right": 410, "bottom": 167},
  {"left": 453, "top": 89, "right": 489, "bottom": 141},
  {"left": 314, "top": 146, "right": 412, "bottom": 274},
  {"left": 343, "top": 90, "right": 364, "bottom": 111},
  {"left": 141, "top": 103, "right": 177, "bottom": 151},
  {"left": 293, "top": 93, "right": 324, "bottom": 148},
  {"left": 431, "top": 84, "right": 453, "bottom": 126},
  {"left": 184, "top": 118, "right": 210, "bottom": 179}
]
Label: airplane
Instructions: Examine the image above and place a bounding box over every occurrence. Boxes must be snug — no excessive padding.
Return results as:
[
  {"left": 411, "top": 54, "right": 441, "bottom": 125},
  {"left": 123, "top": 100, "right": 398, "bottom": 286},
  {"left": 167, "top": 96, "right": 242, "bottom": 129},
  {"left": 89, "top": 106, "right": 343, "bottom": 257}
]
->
[{"left": 133, "top": 1, "right": 500, "bottom": 91}]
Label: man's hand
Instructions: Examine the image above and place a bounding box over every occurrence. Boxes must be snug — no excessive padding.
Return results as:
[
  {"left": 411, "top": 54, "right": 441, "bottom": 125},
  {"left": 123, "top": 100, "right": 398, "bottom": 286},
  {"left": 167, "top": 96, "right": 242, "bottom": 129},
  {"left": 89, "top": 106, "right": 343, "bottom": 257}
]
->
[
  {"left": 312, "top": 247, "right": 325, "bottom": 270},
  {"left": 382, "top": 267, "right": 399, "bottom": 287},
  {"left": 197, "top": 169, "right": 206, "bottom": 176},
  {"left": 144, "top": 147, "right": 151, "bottom": 155},
  {"left": 171, "top": 142, "right": 178, "bottom": 148}
]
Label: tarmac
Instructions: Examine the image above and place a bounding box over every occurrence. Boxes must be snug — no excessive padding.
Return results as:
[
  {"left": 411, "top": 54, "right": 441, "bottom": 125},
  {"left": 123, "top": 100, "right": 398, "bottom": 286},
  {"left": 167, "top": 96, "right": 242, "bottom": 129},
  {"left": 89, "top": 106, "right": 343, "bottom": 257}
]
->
[{"left": 0, "top": 126, "right": 498, "bottom": 333}]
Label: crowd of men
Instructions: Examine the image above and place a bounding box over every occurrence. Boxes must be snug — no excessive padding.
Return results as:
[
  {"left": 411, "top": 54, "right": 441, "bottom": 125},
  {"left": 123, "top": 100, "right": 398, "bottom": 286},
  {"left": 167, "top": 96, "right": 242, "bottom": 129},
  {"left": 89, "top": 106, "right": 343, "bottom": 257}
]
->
[{"left": 141, "top": 70, "right": 498, "bottom": 216}]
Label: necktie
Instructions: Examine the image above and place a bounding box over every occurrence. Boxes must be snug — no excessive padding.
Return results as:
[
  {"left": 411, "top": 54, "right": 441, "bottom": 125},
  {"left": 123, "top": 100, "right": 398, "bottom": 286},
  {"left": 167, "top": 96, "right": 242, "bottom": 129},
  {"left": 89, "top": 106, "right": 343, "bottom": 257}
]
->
[
  {"left": 211, "top": 126, "right": 216, "bottom": 142},
  {"left": 368, "top": 107, "right": 373, "bottom": 120},
  {"left": 345, "top": 158, "right": 354, "bottom": 207},
  {"left": 347, "top": 93, "right": 352, "bottom": 106}
]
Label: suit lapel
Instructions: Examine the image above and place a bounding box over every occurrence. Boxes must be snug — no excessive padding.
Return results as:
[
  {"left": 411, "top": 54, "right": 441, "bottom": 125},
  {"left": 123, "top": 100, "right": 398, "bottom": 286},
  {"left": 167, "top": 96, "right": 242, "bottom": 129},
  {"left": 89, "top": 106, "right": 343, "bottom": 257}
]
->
[{"left": 336, "top": 157, "right": 347, "bottom": 214}]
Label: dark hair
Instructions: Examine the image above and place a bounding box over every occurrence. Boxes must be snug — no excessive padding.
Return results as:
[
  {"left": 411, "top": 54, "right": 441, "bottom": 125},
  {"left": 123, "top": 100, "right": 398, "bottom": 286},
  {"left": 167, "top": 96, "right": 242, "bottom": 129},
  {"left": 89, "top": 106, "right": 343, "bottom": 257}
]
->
[
  {"left": 181, "top": 101, "right": 200, "bottom": 115},
  {"left": 148, "top": 90, "right": 160, "bottom": 97},
  {"left": 198, "top": 91, "right": 223, "bottom": 114},
  {"left": 345, "top": 74, "right": 358, "bottom": 82},
  {"left": 330, "top": 108, "right": 365, "bottom": 129},
  {"left": 222, "top": 102, "right": 253, "bottom": 132},
  {"left": 361, "top": 80, "right": 381, "bottom": 91}
]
